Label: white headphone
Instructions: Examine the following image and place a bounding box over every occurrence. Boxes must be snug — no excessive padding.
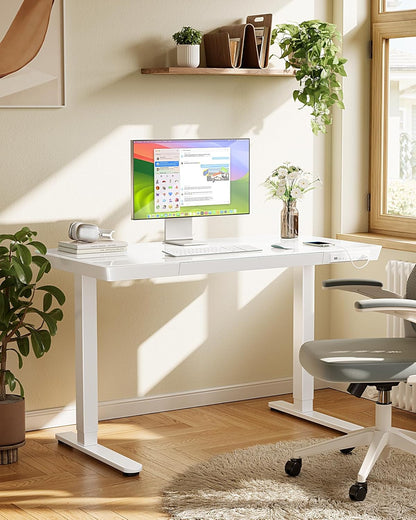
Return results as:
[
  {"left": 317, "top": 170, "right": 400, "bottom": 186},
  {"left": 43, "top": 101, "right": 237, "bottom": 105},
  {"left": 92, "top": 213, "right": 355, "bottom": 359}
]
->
[{"left": 68, "top": 222, "right": 114, "bottom": 243}]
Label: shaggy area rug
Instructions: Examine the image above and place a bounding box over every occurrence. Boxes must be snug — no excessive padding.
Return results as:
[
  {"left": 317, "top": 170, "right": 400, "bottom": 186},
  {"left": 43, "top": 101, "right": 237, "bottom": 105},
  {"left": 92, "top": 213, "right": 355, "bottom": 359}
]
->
[{"left": 162, "top": 438, "right": 416, "bottom": 520}]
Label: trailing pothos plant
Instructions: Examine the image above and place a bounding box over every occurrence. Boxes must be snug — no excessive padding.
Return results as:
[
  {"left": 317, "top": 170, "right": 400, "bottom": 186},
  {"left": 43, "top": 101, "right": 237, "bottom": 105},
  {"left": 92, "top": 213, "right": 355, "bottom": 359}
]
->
[
  {"left": 0, "top": 227, "right": 65, "bottom": 401},
  {"left": 271, "top": 20, "right": 347, "bottom": 135}
]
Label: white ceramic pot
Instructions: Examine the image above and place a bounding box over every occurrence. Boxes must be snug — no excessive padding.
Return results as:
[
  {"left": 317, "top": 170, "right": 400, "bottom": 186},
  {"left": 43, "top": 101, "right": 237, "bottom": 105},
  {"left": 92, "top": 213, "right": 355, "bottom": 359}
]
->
[{"left": 176, "top": 44, "right": 200, "bottom": 68}]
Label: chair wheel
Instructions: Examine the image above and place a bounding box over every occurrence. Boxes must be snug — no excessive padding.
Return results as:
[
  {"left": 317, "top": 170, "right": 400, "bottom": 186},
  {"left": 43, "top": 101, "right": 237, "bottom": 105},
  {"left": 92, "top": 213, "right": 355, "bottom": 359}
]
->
[
  {"left": 285, "top": 458, "right": 302, "bottom": 477},
  {"left": 349, "top": 481, "right": 367, "bottom": 501},
  {"left": 340, "top": 447, "right": 355, "bottom": 454}
]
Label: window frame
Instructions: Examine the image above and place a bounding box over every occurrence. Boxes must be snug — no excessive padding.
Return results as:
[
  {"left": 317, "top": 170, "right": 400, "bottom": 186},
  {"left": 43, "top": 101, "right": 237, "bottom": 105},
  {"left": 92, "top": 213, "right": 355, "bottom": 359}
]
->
[{"left": 370, "top": 2, "right": 416, "bottom": 237}]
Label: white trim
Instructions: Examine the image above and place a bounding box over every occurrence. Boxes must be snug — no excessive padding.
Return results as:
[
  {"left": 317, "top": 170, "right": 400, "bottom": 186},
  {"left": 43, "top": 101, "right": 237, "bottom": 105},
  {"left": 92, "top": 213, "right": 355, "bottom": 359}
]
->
[{"left": 25, "top": 377, "right": 298, "bottom": 431}]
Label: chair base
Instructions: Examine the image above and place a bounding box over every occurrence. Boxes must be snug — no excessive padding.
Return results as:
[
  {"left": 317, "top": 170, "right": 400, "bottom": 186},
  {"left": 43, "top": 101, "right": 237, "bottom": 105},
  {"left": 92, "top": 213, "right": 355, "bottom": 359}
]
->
[{"left": 287, "top": 402, "right": 416, "bottom": 500}]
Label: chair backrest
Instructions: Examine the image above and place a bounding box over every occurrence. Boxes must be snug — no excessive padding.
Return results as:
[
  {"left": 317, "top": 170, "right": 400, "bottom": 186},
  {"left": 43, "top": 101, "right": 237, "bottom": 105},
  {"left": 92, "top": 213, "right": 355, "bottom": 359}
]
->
[{"left": 405, "top": 265, "right": 416, "bottom": 336}]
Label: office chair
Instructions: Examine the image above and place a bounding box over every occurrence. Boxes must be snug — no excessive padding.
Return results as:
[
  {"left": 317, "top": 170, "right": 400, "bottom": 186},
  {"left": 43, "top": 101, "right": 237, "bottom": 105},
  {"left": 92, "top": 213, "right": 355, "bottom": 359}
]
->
[{"left": 284, "top": 271, "right": 416, "bottom": 501}]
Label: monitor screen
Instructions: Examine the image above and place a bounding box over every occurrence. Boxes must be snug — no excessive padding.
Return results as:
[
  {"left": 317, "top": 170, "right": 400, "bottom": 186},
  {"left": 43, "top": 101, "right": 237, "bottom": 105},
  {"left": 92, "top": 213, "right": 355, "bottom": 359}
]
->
[{"left": 131, "top": 138, "right": 250, "bottom": 221}]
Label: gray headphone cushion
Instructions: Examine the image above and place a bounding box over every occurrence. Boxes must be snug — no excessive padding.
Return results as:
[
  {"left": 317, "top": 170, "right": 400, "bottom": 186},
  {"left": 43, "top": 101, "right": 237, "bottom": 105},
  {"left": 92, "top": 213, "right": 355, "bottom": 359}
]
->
[{"left": 68, "top": 222, "right": 83, "bottom": 240}]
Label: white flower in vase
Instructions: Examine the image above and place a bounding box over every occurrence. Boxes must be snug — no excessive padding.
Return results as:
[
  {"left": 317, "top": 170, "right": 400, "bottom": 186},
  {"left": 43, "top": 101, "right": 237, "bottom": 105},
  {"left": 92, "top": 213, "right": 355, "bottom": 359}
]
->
[{"left": 264, "top": 161, "right": 320, "bottom": 239}]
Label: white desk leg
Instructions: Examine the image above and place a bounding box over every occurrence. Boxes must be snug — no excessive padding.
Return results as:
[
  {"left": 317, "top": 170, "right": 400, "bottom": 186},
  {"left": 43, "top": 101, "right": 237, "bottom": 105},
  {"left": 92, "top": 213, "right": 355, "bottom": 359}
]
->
[
  {"left": 269, "top": 265, "right": 361, "bottom": 433},
  {"left": 56, "top": 274, "right": 142, "bottom": 475}
]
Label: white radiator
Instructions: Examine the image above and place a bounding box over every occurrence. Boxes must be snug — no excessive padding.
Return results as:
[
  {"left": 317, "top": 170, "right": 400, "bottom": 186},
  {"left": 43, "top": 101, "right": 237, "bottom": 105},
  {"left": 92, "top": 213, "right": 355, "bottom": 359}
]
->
[{"left": 386, "top": 260, "right": 416, "bottom": 412}]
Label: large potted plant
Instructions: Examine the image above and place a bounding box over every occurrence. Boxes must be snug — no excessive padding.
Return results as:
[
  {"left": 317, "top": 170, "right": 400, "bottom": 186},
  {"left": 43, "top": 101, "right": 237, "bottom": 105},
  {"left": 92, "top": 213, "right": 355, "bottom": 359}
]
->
[
  {"left": 172, "top": 26, "right": 202, "bottom": 68},
  {"left": 0, "top": 227, "right": 65, "bottom": 464},
  {"left": 270, "top": 20, "right": 347, "bottom": 135}
]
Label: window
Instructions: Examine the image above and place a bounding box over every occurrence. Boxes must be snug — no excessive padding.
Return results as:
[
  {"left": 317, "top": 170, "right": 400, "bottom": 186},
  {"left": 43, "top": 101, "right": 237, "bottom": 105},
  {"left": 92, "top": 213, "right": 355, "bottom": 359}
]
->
[
  {"left": 383, "top": 0, "right": 416, "bottom": 13},
  {"left": 370, "top": 2, "right": 416, "bottom": 237}
]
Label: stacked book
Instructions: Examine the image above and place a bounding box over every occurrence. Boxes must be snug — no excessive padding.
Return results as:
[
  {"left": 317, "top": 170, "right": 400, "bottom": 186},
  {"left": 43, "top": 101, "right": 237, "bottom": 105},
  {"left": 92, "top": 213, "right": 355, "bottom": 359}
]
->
[{"left": 58, "top": 240, "right": 128, "bottom": 257}]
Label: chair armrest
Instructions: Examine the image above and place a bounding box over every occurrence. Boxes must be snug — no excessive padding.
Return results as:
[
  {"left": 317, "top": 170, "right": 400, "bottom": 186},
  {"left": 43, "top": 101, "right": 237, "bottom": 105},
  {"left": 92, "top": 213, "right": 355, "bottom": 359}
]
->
[
  {"left": 323, "top": 278, "right": 400, "bottom": 299},
  {"left": 407, "top": 375, "right": 416, "bottom": 384},
  {"left": 355, "top": 298, "right": 416, "bottom": 323}
]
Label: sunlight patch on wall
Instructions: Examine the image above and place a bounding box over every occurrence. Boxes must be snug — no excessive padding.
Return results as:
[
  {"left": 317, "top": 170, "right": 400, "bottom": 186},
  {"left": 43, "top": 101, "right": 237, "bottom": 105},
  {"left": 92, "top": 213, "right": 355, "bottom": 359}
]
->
[
  {"left": 137, "top": 291, "right": 208, "bottom": 396},
  {"left": 237, "top": 268, "right": 287, "bottom": 309},
  {"left": 343, "top": 0, "right": 358, "bottom": 35},
  {"left": 0, "top": 125, "right": 152, "bottom": 223}
]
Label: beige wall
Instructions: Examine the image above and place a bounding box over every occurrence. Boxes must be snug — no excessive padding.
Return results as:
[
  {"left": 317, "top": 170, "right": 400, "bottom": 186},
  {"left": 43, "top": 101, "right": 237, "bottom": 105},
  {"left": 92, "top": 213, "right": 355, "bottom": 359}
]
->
[{"left": 1, "top": 0, "right": 334, "bottom": 413}]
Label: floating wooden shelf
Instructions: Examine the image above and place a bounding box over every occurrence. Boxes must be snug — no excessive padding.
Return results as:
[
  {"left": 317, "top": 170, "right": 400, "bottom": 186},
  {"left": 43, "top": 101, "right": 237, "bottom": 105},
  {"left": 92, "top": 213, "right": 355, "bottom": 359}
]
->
[{"left": 141, "top": 67, "right": 295, "bottom": 77}]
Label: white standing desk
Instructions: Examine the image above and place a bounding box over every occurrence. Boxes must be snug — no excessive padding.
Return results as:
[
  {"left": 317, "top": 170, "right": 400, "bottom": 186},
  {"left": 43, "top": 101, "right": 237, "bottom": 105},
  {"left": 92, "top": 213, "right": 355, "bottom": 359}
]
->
[{"left": 47, "top": 236, "right": 381, "bottom": 475}]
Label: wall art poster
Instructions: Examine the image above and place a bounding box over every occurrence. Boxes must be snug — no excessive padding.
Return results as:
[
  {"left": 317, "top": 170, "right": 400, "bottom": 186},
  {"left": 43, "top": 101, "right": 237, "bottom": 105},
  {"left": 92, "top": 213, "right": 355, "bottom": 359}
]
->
[{"left": 0, "top": 0, "right": 65, "bottom": 107}]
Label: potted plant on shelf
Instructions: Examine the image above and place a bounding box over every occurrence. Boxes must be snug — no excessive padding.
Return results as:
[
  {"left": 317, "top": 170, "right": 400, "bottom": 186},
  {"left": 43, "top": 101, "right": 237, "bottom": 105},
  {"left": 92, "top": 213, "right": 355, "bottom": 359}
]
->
[
  {"left": 264, "top": 162, "right": 320, "bottom": 238},
  {"left": 0, "top": 227, "right": 65, "bottom": 464},
  {"left": 270, "top": 20, "right": 347, "bottom": 135},
  {"left": 172, "top": 26, "right": 203, "bottom": 68}
]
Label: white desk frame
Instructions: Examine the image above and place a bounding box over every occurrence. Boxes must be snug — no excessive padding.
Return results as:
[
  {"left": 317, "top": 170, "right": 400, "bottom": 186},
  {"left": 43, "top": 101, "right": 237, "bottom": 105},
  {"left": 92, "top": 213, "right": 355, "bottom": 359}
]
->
[{"left": 47, "top": 236, "right": 380, "bottom": 475}]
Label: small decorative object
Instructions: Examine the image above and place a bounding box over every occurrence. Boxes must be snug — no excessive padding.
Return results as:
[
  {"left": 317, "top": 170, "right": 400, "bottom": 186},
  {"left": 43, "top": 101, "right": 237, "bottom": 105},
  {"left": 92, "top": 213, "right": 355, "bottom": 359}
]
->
[
  {"left": 0, "top": 227, "right": 65, "bottom": 463},
  {"left": 270, "top": 20, "right": 347, "bottom": 135},
  {"left": 172, "top": 26, "right": 203, "bottom": 68},
  {"left": 264, "top": 162, "right": 320, "bottom": 238}
]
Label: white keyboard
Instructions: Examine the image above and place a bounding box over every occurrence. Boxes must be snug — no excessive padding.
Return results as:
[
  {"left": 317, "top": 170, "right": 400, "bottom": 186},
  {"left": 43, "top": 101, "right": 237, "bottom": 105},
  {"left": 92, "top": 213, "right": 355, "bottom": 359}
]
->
[{"left": 162, "top": 243, "right": 262, "bottom": 257}]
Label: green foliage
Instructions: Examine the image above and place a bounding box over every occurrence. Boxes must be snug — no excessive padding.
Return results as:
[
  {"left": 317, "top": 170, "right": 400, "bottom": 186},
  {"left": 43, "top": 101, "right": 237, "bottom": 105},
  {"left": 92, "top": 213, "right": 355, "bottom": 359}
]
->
[
  {"left": 400, "top": 132, "right": 416, "bottom": 180},
  {"left": 0, "top": 227, "right": 65, "bottom": 400},
  {"left": 271, "top": 20, "right": 347, "bottom": 135},
  {"left": 172, "top": 26, "right": 202, "bottom": 45},
  {"left": 387, "top": 179, "right": 416, "bottom": 217}
]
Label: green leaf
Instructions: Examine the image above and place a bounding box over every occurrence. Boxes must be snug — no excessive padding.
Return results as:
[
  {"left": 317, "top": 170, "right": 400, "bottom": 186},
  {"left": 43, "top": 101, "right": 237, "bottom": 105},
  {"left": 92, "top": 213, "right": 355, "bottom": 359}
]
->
[
  {"left": 15, "top": 377, "right": 24, "bottom": 398},
  {"left": 17, "top": 337, "right": 30, "bottom": 357},
  {"left": 43, "top": 292, "right": 52, "bottom": 312},
  {"left": 18, "top": 286, "right": 33, "bottom": 299},
  {"left": 30, "top": 330, "right": 44, "bottom": 358},
  {"left": 15, "top": 244, "right": 32, "bottom": 265},
  {"left": 0, "top": 234, "right": 16, "bottom": 243},
  {"left": 49, "top": 308, "right": 63, "bottom": 322},
  {"left": 38, "top": 285, "right": 65, "bottom": 305},
  {"left": 33, "top": 256, "right": 51, "bottom": 282},
  {"left": 4, "top": 370, "right": 16, "bottom": 392},
  {"left": 42, "top": 314, "right": 58, "bottom": 336},
  {"left": 21, "top": 264, "right": 33, "bottom": 284},
  {"left": 28, "top": 241, "right": 47, "bottom": 255},
  {"left": 38, "top": 330, "right": 51, "bottom": 352},
  {"left": 11, "top": 257, "right": 27, "bottom": 283},
  {"left": 14, "top": 227, "right": 34, "bottom": 242}
]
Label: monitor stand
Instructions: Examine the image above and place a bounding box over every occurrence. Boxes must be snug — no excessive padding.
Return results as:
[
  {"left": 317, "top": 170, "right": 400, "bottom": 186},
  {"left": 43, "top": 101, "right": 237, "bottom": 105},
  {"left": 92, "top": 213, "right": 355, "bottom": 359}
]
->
[{"left": 164, "top": 217, "right": 206, "bottom": 246}]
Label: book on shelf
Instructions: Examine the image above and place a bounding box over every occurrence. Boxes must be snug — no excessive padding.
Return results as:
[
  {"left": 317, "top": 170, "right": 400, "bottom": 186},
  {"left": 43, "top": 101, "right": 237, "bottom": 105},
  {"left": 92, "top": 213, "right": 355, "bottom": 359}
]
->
[
  {"left": 229, "top": 38, "right": 241, "bottom": 67},
  {"left": 58, "top": 240, "right": 128, "bottom": 256},
  {"left": 254, "top": 27, "right": 267, "bottom": 66}
]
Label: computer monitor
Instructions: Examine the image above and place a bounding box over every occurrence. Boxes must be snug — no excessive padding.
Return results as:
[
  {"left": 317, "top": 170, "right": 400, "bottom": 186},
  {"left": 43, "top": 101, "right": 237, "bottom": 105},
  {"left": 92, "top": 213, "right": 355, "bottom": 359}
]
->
[{"left": 131, "top": 138, "right": 250, "bottom": 245}]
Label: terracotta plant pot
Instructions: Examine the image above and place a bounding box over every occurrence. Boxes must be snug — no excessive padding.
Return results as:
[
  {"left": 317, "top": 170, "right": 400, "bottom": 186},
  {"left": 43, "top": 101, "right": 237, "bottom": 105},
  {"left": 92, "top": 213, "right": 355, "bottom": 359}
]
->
[{"left": 0, "top": 395, "right": 25, "bottom": 464}]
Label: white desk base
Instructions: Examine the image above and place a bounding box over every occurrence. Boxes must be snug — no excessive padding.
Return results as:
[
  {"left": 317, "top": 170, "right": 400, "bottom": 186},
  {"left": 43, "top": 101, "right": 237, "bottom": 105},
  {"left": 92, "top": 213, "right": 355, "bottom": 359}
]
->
[
  {"left": 268, "top": 263, "right": 362, "bottom": 434},
  {"left": 47, "top": 237, "right": 380, "bottom": 474},
  {"left": 56, "top": 431, "right": 142, "bottom": 475}
]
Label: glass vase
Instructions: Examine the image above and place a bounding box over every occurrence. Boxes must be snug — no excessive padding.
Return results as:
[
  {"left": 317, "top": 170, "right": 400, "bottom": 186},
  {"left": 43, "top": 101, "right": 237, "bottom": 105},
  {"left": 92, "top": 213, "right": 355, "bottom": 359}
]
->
[{"left": 281, "top": 200, "right": 299, "bottom": 239}]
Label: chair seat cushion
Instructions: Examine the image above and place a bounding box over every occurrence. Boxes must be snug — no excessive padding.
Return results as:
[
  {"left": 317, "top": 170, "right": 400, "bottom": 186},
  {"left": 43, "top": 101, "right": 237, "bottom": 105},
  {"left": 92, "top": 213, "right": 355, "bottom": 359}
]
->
[{"left": 300, "top": 337, "right": 416, "bottom": 383}]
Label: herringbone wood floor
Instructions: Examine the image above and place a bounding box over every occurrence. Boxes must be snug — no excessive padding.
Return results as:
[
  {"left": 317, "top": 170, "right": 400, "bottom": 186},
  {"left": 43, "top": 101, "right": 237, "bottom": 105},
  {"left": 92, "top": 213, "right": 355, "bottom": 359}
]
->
[{"left": 0, "top": 389, "right": 415, "bottom": 519}]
